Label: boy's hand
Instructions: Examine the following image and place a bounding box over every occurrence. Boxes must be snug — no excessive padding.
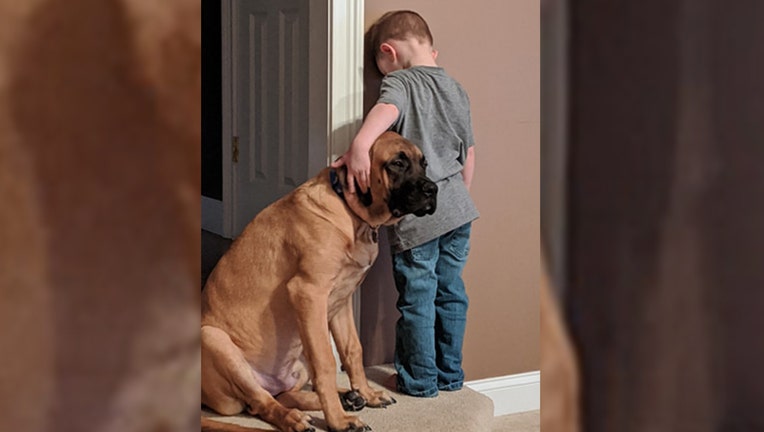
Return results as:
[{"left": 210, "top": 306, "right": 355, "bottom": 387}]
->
[
  {"left": 331, "top": 148, "right": 371, "bottom": 194},
  {"left": 331, "top": 102, "right": 399, "bottom": 194}
]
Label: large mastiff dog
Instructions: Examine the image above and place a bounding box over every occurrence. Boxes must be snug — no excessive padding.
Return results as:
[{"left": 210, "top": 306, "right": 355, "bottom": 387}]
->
[{"left": 201, "top": 132, "right": 437, "bottom": 432}]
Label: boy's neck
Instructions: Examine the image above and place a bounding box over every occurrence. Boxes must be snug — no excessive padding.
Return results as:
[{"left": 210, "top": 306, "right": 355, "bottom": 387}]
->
[
  {"left": 394, "top": 38, "right": 439, "bottom": 70},
  {"left": 405, "top": 55, "right": 438, "bottom": 68}
]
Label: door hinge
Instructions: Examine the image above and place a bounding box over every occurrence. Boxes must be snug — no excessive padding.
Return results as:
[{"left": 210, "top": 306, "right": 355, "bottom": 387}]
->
[{"left": 232, "top": 136, "right": 239, "bottom": 163}]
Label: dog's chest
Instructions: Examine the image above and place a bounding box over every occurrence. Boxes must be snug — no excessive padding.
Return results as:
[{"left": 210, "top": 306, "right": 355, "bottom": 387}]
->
[
  {"left": 327, "top": 235, "right": 378, "bottom": 312},
  {"left": 345, "top": 224, "right": 378, "bottom": 268},
  {"left": 347, "top": 242, "right": 376, "bottom": 269}
]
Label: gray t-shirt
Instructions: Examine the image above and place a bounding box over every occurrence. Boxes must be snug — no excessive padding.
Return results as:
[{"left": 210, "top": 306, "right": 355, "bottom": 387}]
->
[{"left": 378, "top": 66, "right": 480, "bottom": 253}]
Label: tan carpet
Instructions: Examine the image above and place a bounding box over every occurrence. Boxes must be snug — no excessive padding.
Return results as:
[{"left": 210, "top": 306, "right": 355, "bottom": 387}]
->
[
  {"left": 202, "top": 364, "right": 494, "bottom": 431},
  {"left": 492, "top": 410, "right": 540, "bottom": 432}
]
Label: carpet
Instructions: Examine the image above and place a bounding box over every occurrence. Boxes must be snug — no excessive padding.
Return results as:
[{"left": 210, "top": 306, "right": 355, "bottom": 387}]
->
[
  {"left": 492, "top": 410, "right": 540, "bottom": 432},
  {"left": 202, "top": 364, "right": 495, "bottom": 431}
]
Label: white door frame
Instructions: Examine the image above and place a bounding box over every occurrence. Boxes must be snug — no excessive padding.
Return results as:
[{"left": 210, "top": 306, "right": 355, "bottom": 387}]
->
[{"left": 202, "top": 0, "right": 364, "bottom": 239}]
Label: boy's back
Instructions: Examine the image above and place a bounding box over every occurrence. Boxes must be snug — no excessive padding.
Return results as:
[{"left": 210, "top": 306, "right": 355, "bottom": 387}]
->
[
  {"left": 380, "top": 66, "right": 473, "bottom": 183},
  {"left": 378, "top": 65, "right": 479, "bottom": 252}
]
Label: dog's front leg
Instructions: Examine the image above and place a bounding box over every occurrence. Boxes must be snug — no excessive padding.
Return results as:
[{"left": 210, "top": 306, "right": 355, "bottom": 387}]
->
[
  {"left": 287, "top": 274, "right": 371, "bottom": 432},
  {"left": 330, "top": 297, "right": 396, "bottom": 409}
]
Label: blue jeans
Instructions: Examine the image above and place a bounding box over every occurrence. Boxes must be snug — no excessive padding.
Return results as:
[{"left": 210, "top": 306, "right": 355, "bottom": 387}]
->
[{"left": 392, "top": 222, "right": 472, "bottom": 397}]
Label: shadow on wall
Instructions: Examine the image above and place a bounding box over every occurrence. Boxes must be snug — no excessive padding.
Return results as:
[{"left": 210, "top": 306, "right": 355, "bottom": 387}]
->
[
  {"left": 360, "top": 230, "right": 399, "bottom": 365},
  {"left": 202, "top": 230, "right": 233, "bottom": 287}
]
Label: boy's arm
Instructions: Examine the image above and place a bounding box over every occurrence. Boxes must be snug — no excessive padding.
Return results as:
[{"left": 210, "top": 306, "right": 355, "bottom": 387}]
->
[
  {"left": 462, "top": 146, "right": 475, "bottom": 191},
  {"left": 332, "top": 102, "right": 399, "bottom": 193}
]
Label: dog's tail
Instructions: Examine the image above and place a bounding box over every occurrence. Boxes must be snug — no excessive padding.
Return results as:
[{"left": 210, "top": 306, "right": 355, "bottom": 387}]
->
[{"left": 201, "top": 416, "right": 276, "bottom": 432}]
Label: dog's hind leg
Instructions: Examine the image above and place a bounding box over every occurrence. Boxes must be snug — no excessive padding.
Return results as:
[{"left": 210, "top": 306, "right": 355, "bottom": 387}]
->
[
  {"left": 275, "top": 361, "right": 320, "bottom": 411},
  {"left": 277, "top": 390, "right": 367, "bottom": 413},
  {"left": 202, "top": 326, "right": 315, "bottom": 432},
  {"left": 275, "top": 359, "right": 366, "bottom": 413},
  {"left": 276, "top": 390, "right": 320, "bottom": 411}
]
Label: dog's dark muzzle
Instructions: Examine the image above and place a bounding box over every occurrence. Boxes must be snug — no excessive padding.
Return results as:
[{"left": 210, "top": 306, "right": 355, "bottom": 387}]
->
[
  {"left": 390, "top": 176, "right": 438, "bottom": 218},
  {"left": 412, "top": 178, "right": 437, "bottom": 217}
]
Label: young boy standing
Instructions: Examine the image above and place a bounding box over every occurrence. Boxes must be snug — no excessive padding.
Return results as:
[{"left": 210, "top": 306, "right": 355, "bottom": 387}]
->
[{"left": 333, "top": 10, "right": 479, "bottom": 398}]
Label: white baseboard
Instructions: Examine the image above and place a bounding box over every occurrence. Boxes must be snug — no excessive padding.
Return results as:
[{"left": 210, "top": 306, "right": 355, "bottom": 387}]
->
[{"left": 466, "top": 371, "right": 540, "bottom": 416}]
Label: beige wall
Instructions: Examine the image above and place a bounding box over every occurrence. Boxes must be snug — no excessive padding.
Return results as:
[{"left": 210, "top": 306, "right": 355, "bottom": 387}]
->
[{"left": 361, "top": 0, "right": 539, "bottom": 379}]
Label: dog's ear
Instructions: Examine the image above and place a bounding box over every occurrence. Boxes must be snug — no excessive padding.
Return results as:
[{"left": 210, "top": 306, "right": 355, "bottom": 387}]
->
[{"left": 354, "top": 179, "right": 373, "bottom": 207}]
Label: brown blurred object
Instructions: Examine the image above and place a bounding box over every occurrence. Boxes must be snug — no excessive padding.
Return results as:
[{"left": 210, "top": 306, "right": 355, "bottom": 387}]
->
[
  {"left": 0, "top": 0, "right": 200, "bottom": 431},
  {"left": 563, "top": 0, "right": 764, "bottom": 430},
  {"left": 541, "top": 262, "right": 580, "bottom": 432},
  {"left": 541, "top": 0, "right": 580, "bottom": 429}
]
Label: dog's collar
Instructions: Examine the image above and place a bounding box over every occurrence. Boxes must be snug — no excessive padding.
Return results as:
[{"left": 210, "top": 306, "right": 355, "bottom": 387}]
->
[
  {"left": 329, "top": 168, "right": 345, "bottom": 199},
  {"left": 329, "top": 168, "right": 379, "bottom": 243},
  {"left": 370, "top": 227, "right": 378, "bottom": 243}
]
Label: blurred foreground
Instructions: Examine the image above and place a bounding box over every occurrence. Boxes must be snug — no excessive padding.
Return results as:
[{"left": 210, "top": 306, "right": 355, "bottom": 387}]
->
[
  {"left": 542, "top": 0, "right": 764, "bottom": 430},
  {"left": 0, "top": 1, "right": 200, "bottom": 431}
]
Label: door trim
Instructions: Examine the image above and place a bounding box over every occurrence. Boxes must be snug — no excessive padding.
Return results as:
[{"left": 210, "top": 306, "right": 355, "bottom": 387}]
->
[
  {"left": 203, "top": 0, "right": 364, "bottom": 239},
  {"left": 218, "top": 0, "right": 233, "bottom": 237},
  {"left": 328, "top": 0, "right": 364, "bottom": 161}
]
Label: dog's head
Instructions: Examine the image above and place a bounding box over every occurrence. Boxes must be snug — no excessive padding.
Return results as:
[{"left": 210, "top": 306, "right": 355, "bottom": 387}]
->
[{"left": 365, "top": 132, "right": 437, "bottom": 224}]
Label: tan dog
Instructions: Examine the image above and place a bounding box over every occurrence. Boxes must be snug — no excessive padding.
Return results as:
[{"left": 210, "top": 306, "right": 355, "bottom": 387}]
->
[{"left": 201, "top": 132, "right": 437, "bottom": 432}]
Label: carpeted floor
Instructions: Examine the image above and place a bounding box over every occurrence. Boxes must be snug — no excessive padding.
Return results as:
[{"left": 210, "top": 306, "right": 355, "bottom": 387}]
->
[
  {"left": 492, "top": 410, "right": 540, "bottom": 432},
  {"left": 202, "top": 364, "right": 495, "bottom": 432}
]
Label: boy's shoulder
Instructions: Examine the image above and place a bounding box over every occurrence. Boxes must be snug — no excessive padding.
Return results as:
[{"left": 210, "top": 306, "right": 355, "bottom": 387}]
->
[
  {"left": 387, "top": 66, "right": 446, "bottom": 79},
  {"left": 385, "top": 66, "right": 465, "bottom": 88},
  {"left": 381, "top": 67, "right": 471, "bottom": 106}
]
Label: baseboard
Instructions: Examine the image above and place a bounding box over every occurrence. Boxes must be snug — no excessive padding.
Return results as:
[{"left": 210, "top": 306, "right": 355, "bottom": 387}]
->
[{"left": 465, "top": 370, "right": 540, "bottom": 416}]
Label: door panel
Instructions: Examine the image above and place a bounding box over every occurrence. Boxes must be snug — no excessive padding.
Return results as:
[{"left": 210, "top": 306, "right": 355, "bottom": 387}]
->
[{"left": 234, "top": 0, "right": 309, "bottom": 235}]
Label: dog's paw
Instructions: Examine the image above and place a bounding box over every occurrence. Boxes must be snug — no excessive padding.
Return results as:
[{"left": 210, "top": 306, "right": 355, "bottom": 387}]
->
[
  {"left": 327, "top": 415, "right": 372, "bottom": 432},
  {"left": 340, "top": 390, "right": 367, "bottom": 412},
  {"left": 328, "top": 425, "right": 372, "bottom": 432},
  {"left": 283, "top": 408, "right": 314, "bottom": 432},
  {"left": 360, "top": 388, "right": 396, "bottom": 409}
]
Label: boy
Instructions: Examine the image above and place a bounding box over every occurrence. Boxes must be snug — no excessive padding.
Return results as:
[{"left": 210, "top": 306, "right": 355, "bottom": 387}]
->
[{"left": 333, "top": 10, "right": 479, "bottom": 397}]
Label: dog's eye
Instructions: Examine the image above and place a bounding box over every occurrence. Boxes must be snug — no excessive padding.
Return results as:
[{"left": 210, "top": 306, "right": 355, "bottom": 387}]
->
[
  {"left": 391, "top": 159, "right": 405, "bottom": 168},
  {"left": 421, "top": 159, "right": 428, "bottom": 168}
]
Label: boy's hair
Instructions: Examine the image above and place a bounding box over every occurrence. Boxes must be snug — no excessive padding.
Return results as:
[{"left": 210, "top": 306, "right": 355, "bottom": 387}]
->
[{"left": 367, "top": 10, "right": 433, "bottom": 62}]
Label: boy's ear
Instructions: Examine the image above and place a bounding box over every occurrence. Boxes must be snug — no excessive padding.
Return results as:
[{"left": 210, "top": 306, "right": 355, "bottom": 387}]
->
[
  {"left": 431, "top": 48, "right": 438, "bottom": 60},
  {"left": 380, "top": 42, "right": 397, "bottom": 61}
]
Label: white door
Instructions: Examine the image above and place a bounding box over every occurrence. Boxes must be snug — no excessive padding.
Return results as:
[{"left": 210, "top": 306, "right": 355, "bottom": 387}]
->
[{"left": 232, "top": 0, "right": 310, "bottom": 235}]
